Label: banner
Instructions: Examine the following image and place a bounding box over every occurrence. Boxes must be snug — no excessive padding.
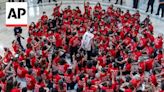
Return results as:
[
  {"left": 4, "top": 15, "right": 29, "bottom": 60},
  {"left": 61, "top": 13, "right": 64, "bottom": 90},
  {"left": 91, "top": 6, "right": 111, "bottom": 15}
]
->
[{"left": 81, "top": 31, "right": 94, "bottom": 51}]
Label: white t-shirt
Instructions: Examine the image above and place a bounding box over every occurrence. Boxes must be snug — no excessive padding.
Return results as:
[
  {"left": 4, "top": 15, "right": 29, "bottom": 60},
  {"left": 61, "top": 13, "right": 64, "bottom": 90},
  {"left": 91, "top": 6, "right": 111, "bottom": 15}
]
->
[{"left": 81, "top": 31, "right": 94, "bottom": 51}]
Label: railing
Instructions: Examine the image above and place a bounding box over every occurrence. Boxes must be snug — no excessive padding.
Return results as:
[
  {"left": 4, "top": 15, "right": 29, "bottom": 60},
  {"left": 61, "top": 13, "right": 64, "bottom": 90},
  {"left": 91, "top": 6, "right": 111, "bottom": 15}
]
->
[
  {"left": 0, "top": 0, "right": 6, "bottom": 13},
  {"left": 0, "top": 0, "right": 161, "bottom": 11},
  {"left": 0, "top": 0, "right": 163, "bottom": 21}
]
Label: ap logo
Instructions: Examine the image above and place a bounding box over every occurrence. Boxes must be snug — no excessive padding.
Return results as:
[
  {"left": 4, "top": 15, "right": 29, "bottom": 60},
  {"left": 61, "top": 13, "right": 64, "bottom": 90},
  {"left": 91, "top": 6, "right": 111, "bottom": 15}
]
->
[{"left": 6, "top": 2, "right": 27, "bottom": 27}]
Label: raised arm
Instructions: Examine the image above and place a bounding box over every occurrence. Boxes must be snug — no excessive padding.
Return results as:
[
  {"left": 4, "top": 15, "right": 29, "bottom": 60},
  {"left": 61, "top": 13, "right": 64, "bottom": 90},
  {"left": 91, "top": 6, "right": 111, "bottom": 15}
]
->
[
  {"left": 120, "top": 82, "right": 129, "bottom": 91},
  {"left": 46, "top": 59, "right": 52, "bottom": 72},
  {"left": 84, "top": 1, "right": 86, "bottom": 7},
  {"left": 4, "top": 60, "right": 12, "bottom": 72},
  {"left": 45, "top": 43, "right": 53, "bottom": 53},
  {"left": 59, "top": 1, "right": 62, "bottom": 7},
  {"left": 156, "top": 72, "right": 164, "bottom": 77},
  {"left": 111, "top": 70, "right": 115, "bottom": 84},
  {"left": 116, "top": 58, "right": 128, "bottom": 64}
]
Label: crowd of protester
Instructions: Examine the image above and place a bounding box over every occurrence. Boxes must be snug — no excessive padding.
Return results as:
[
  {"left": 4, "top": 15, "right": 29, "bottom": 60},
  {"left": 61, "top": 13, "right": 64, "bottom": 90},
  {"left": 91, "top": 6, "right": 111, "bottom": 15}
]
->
[{"left": 0, "top": 1, "right": 164, "bottom": 92}]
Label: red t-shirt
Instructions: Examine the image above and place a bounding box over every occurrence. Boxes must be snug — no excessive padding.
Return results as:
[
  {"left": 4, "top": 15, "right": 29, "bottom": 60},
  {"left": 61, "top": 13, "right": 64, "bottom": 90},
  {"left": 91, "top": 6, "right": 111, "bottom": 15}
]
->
[
  {"left": 31, "top": 57, "right": 36, "bottom": 67},
  {"left": 84, "top": 5, "right": 92, "bottom": 14},
  {"left": 42, "top": 50, "right": 48, "bottom": 58},
  {"left": 146, "top": 32, "right": 154, "bottom": 42},
  {"left": 64, "top": 73, "right": 73, "bottom": 83},
  {"left": 85, "top": 86, "right": 97, "bottom": 92},
  {"left": 94, "top": 5, "right": 102, "bottom": 12},
  {"left": 155, "top": 37, "right": 163, "bottom": 49},
  {"left": 75, "top": 65, "right": 84, "bottom": 74},
  {"left": 139, "top": 61, "right": 145, "bottom": 73},
  {"left": 11, "top": 88, "right": 21, "bottom": 92},
  {"left": 97, "top": 55, "right": 106, "bottom": 67},
  {"left": 150, "top": 74, "right": 157, "bottom": 86},
  {"left": 69, "top": 36, "right": 80, "bottom": 47},
  {"left": 85, "top": 67, "right": 97, "bottom": 77},
  {"left": 25, "top": 48, "right": 32, "bottom": 57},
  {"left": 55, "top": 83, "right": 67, "bottom": 92},
  {"left": 146, "top": 46, "right": 154, "bottom": 55},
  {"left": 130, "top": 78, "right": 139, "bottom": 87},
  {"left": 124, "top": 37, "right": 131, "bottom": 45},
  {"left": 108, "top": 67, "right": 118, "bottom": 78},
  {"left": 76, "top": 76, "right": 87, "bottom": 88},
  {"left": 99, "top": 29, "right": 108, "bottom": 36},
  {"left": 0, "top": 71, "right": 5, "bottom": 79},
  {"left": 125, "top": 63, "right": 131, "bottom": 71},
  {"left": 53, "top": 56, "right": 60, "bottom": 65},
  {"left": 33, "top": 67, "right": 41, "bottom": 76},
  {"left": 18, "top": 54, "right": 25, "bottom": 61},
  {"left": 12, "top": 44, "right": 19, "bottom": 53},
  {"left": 27, "top": 37, "right": 32, "bottom": 43},
  {"left": 133, "top": 51, "right": 142, "bottom": 60},
  {"left": 78, "top": 27, "right": 86, "bottom": 37},
  {"left": 108, "top": 49, "right": 116, "bottom": 57},
  {"left": 34, "top": 82, "right": 45, "bottom": 92},
  {"left": 53, "top": 6, "right": 60, "bottom": 12},
  {"left": 53, "top": 74, "right": 61, "bottom": 84},
  {"left": 25, "top": 74, "right": 36, "bottom": 90},
  {"left": 41, "top": 15, "right": 48, "bottom": 22},
  {"left": 72, "top": 20, "right": 80, "bottom": 26},
  {"left": 100, "top": 72, "right": 108, "bottom": 82},
  {"left": 4, "top": 51, "right": 12, "bottom": 64},
  {"left": 130, "top": 42, "right": 137, "bottom": 51},
  {"left": 76, "top": 9, "right": 81, "bottom": 14},
  {"left": 101, "top": 86, "right": 114, "bottom": 92},
  {"left": 124, "top": 12, "right": 131, "bottom": 18},
  {"left": 160, "top": 90, "right": 164, "bottom": 92},
  {"left": 148, "top": 24, "right": 153, "bottom": 32},
  {"left": 145, "top": 59, "right": 154, "bottom": 70},
  {"left": 125, "top": 88, "right": 132, "bottom": 92},
  {"left": 43, "top": 70, "right": 52, "bottom": 80},
  {"left": 13, "top": 61, "right": 19, "bottom": 71},
  {"left": 58, "top": 64, "right": 69, "bottom": 73},
  {"left": 54, "top": 33, "right": 63, "bottom": 47},
  {"left": 140, "top": 37, "right": 147, "bottom": 47},
  {"left": 156, "top": 53, "right": 163, "bottom": 62},
  {"left": 0, "top": 81, "right": 6, "bottom": 92},
  {"left": 17, "top": 66, "right": 27, "bottom": 78}
]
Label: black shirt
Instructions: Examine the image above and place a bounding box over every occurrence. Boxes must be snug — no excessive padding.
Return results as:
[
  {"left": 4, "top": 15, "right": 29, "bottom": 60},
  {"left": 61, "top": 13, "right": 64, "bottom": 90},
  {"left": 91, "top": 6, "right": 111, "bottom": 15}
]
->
[{"left": 14, "top": 27, "right": 22, "bottom": 36}]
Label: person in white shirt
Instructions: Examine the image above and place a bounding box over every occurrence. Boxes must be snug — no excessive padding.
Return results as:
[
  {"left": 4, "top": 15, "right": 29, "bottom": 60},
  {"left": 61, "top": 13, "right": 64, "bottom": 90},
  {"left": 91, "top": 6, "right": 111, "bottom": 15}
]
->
[{"left": 80, "top": 28, "right": 94, "bottom": 60}]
